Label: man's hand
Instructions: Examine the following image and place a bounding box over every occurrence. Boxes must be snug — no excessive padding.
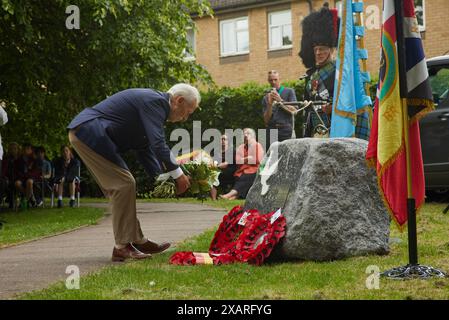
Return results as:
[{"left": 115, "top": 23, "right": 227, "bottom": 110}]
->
[
  {"left": 175, "top": 174, "right": 191, "bottom": 195},
  {"left": 269, "top": 91, "right": 282, "bottom": 103}
]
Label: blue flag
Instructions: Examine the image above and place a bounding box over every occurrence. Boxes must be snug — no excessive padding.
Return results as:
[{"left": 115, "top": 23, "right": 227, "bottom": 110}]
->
[{"left": 330, "top": 0, "right": 372, "bottom": 140}]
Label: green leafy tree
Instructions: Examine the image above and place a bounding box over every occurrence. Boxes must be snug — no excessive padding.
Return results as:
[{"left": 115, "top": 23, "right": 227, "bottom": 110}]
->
[{"left": 0, "top": 0, "right": 212, "bottom": 157}]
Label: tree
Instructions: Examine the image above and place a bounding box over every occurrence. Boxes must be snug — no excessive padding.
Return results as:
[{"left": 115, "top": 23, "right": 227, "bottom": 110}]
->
[{"left": 0, "top": 0, "right": 212, "bottom": 157}]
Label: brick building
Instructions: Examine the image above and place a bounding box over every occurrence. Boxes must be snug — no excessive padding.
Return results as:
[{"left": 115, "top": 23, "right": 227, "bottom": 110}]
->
[{"left": 189, "top": 0, "right": 449, "bottom": 87}]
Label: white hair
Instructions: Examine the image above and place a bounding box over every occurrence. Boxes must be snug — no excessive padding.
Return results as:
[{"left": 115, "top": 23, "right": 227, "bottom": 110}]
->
[
  {"left": 167, "top": 83, "right": 201, "bottom": 105},
  {"left": 244, "top": 128, "right": 256, "bottom": 140}
]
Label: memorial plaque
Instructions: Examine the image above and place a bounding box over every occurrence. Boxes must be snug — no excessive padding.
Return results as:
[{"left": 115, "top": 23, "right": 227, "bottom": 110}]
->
[{"left": 272, "top": 184, "right": 290, "bottom": 209}]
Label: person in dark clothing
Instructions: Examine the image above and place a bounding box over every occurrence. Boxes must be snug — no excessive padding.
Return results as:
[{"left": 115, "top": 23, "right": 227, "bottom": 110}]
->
[
  {"left": 67, "top": 84, "right": 199, "bottom": 262},
  {"left": 32, "top": 146, "right": 53, "bottom": 206},
  {"left": 53, "top": 145, "right": 80, "bottom": 208},
  {"left": 299, "top": 5, "right": 338, "bottom": 138},
  {"left": 35, "top": 146, "right": 52, "bottom": 180},
  {"left": 14, "top": 143, "right": 43, "bottom": 208},
  {"left": 210, "top": 134, "right": 236, "bottom": 200},
  {"left": 262, "top": 70, "right": 298, "bottom": 147},
  {"left": 1, "top": 142, "right": 20, "bottom": 208}
]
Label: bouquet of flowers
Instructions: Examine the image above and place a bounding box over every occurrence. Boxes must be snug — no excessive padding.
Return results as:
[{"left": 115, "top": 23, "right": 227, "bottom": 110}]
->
[{"left": 150, "top": 159, "right": 220, "bottom": 200}]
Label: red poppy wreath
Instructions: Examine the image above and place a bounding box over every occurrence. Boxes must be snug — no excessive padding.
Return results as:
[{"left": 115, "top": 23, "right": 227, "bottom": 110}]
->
[{"left": 169, "top": 206, "right": 286, "bottom": 266}]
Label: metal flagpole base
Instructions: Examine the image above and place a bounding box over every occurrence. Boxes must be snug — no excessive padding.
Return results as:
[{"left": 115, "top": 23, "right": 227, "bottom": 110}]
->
[
  {"left": 381, "top": 264, "right": 446, "bottom": 280},
  {"left": 443, "top": 204, "right": 449, "bottom": 214}
]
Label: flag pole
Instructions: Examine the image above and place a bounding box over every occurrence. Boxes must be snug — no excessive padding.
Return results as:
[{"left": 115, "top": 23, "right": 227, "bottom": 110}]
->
[
  {"left": 394, "top": 0, "right": 419, "bottom": 267},
  {"left": 381, "top": 0, "right": 445, "bottom": 279},
  {"left": 354, "top": 0, "right": 373, "bottom": 125},
  {"left": 401, "top": 97, "right": 418, "bottom": 266}
]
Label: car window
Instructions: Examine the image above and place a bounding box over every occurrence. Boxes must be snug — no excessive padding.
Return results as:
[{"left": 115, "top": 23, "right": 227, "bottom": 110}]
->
[{"left": 429, "top": 65, "right": 449, "bottom": 109}]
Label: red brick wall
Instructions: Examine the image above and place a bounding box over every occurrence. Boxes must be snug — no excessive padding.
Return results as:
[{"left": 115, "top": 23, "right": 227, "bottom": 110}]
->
[{"left": 194, "top": 0, "right": 449, "bottom": 87}]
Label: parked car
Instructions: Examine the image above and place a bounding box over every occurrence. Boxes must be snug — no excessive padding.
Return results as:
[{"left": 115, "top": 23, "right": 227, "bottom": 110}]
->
[{"left": 420, "top": 55, "right": 449, "bottom": 192}]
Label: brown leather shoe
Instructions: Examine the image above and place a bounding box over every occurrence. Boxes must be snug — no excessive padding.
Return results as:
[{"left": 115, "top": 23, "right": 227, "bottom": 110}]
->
[
  {"left": 132, "top": 239, "right": 171, "bottom": 255},
  {"left": 111, "top": 243, "right": 152, "bottom": 262}
]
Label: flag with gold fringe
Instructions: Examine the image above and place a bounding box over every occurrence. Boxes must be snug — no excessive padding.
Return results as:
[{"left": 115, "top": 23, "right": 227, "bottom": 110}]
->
[{"left": 366, "top": 0, "right": 434, "bottom": 229}]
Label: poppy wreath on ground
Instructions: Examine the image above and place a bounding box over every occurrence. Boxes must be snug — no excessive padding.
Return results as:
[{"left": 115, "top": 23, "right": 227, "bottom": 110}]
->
[
  {"left": 169, "top": 205, "right": 250, "bottom": 266},
  {"left": 169, "top": 252, "right": 196, "bottom": 265},
  {"left": 234, "top": 210, "right": 287, "bottom": 266},
  {"left": 208, "top": 205, "right": 260, "bottom": 265},
  {"left": 169, "top": 206, "right": 287, "bottom": 266}
]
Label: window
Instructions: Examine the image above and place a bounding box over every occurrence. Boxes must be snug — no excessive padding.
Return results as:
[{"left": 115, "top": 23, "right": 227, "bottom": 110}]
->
[
  {"left": 335, "top": 1, "right": 343, "bottom": 17},
  {"left": 414, "top": 0, "right": 425, "bottom": 32},
  {"left": 220, "top": 17, "right": 249, "bottom": 56},
  {"left": 429, "top": 65, "right": 449, "bottom": 108},
  {"left": 184, "top": 27, "right": 196, "bottom": 60},
  {"left": 268, "top": 10, "right": 292, "bottom": 50}
]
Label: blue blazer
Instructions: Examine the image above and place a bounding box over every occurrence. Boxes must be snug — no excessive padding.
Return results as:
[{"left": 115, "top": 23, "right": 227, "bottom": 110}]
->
[{"left": 67, "top": 89, "right": 178, "bottom": 177}]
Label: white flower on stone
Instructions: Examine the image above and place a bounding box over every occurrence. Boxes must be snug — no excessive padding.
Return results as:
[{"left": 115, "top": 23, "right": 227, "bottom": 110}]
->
[{"left": 260, "top": 151, "right": 281, "bottom": 196}]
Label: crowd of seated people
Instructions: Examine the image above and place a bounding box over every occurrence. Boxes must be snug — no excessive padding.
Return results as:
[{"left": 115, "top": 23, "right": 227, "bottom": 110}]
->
[
  {"left": 0, "top": 142, "right": 80, "bottom": 209},
  {"left": 0, "top": 130, "right": 263, "bottom": 206}
]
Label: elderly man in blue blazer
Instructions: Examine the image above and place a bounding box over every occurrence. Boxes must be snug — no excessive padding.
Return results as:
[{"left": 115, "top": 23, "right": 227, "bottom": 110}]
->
[{"left": 68, "top": 84, "right": 199, "bottom": 262}]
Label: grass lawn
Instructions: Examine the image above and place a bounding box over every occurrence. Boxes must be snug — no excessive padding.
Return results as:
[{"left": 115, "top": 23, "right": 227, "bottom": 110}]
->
[
  {"left": 0, "top": 207, "right": 105, "bottom": 248},
  {"left": 19, "top": 200, "right": 449, "bottom": 300}
]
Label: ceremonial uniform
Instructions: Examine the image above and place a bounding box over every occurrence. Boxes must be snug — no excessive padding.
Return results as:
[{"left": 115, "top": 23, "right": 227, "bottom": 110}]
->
[
  {"left": 298, "top": 5, "right": 339, "bottom": 138},
  {"left": 303, "top": 61, "right": 336, "bottom": 137}
]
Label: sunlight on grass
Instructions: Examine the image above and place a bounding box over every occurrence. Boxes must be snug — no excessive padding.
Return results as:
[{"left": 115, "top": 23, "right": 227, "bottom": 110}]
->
[{"left": 0, "top": 207, "right": 105, "bottom": 247}]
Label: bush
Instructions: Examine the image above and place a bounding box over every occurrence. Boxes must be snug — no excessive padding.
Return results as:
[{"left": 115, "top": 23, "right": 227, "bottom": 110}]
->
[
  {"left": 165, "top": 80, "right": 306, "bottom": 142},
  {"left": 75, "top": 79, "right": 380, "bottom": 197}
]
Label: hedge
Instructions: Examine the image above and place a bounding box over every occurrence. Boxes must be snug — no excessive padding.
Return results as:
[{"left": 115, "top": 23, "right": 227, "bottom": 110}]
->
[{"left": 80, "top": 79, "right": 378, "bottom": 198}]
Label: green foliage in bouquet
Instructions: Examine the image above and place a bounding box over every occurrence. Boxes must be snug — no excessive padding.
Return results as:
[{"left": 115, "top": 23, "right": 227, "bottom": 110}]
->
[
  {"left": 149, "top": 162, "right": 220, "bottom": 201},
  {"left": 148, "top": 180, "right": 176, "bottom": 199}
]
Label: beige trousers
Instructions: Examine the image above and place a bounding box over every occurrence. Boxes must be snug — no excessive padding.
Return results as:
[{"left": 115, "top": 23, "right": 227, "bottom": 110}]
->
[{"left": 68, "top": 130, "right": 144, "bottom": 245}]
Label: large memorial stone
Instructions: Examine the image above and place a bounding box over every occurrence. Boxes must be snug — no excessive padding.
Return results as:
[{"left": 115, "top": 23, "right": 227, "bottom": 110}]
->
[{"left": 244, "top": 138, "right": 390, "bottom": 261}]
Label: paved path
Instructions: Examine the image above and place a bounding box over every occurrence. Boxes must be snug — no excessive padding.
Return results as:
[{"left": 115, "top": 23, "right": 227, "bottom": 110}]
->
[{"left": 0, "top": 202, "right": 226, "bottom": 299}]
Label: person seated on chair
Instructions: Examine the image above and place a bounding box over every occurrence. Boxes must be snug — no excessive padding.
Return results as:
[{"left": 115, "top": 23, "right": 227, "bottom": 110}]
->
[
  {"left": 221, "top": 128, "right": 264, "bottom": 200},
  {"left": 53, "top": 145, "right": 80, "bottom": 208},
  {"left": 1, "top": 142, "right": 20, "bottom": 208},
  {"left": 15, "top": 143, "right": 43, "bottom": 208},
  {"left": 35, "top": 146, "right": 52, "bottom": 180},
  {"left": 210, "top": 134, "right": 236, "bottom": 200},
  {"left": 34, "top": 146, "right": 52, "bottom": 205}
]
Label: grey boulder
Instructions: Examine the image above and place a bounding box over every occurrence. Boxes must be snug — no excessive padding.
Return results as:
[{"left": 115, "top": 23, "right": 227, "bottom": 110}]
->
[{"left": 244, "top": 138, "right": 390, "bottom": 261}]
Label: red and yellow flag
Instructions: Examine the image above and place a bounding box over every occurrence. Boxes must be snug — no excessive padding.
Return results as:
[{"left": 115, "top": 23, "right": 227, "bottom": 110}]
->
[{"left": 366, "top": 0, "right": 434, "bottom": 229}]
